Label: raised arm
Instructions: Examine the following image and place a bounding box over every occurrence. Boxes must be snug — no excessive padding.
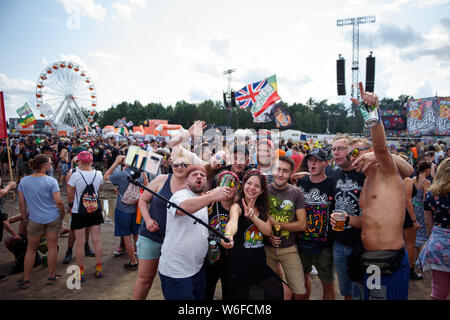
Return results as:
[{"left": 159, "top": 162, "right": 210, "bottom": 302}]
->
[{"left": 351, "top": 82, "right": 397, "bottom": 176}]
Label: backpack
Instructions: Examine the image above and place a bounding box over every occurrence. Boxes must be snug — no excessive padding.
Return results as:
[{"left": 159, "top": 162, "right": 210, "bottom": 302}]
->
[
  {"left": 119, "top": 171, "right": 141, "bottom": 205},
  {"left": 77, "top": 171, "right": 102, "bottom": 214}
]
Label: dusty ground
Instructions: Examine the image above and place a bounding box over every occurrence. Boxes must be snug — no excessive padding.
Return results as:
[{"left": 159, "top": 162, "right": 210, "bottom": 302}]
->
[{"left": 0, "top": 171, "right": 433, "bottom": 300}]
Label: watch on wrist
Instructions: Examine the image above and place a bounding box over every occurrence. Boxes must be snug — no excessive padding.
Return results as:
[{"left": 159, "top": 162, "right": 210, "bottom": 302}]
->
[
  {"left": 68, "top": 202, "right": 73, "bottom": 208},
  {"left": 345, "top": 215, "right": 350, "bottom": 227}
]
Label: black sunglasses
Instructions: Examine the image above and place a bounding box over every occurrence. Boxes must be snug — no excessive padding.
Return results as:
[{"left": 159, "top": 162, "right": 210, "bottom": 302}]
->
[
  {"left": 346, "top": 147, "right": 370, "bottom": 161},
  {"left": 173, "top": 163, "right": 189, "bottom": 169}
]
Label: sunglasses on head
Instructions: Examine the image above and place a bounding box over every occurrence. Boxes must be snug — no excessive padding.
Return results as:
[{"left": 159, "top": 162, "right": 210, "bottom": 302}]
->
[
  {"left": 346, "top": 147, "right": 370, "bottom": 161},
  {"left": 173, "top": 163, "right": 188, "bottom": 169}
]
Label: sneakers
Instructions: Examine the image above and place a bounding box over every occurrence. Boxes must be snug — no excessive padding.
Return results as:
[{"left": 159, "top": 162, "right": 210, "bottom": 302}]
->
[
  {"left": 63, "top": 250, "right": 73, "bottom": 264},
  {"left": 113, "top": 246, "right": 126, "bottom": 257},
  {"left": 77, "top": 267, "right": 85, "bottom": 283},
  {"left": 124, "top": 261, "right": 138, "bottom": 271},
  {"left": 94, "top": 264, "right": 103, "bottom": 278},
  {"left": 85, "top": 244, "right": 95, "bottom": 257}
]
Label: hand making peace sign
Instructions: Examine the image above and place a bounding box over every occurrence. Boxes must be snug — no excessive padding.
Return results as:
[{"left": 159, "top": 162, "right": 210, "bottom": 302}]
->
[{"left": 242, "top": 198, "right": 256, "bottom": 219}]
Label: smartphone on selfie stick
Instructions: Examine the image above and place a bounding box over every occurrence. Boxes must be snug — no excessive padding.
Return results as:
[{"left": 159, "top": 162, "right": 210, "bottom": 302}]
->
[{"left": 124, "top": 146, "right": 230, "bottom": 243}]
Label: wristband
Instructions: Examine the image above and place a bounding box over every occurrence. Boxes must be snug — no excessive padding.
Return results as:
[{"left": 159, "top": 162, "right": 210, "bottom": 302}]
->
[
  {"left": 68, "top": 202, "right": 73, "bottom": 208},
  {"left": 224, "top": 232, "right": 232, "bottom": 238},
  {"left": 345, "top": 215, "right": 350, "bottom": 227}
]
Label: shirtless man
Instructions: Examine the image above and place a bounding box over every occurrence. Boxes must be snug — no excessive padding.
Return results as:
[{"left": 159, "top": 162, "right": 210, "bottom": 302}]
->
[{"left": 347, "top": 83, "right": 410, "bottom": 300}]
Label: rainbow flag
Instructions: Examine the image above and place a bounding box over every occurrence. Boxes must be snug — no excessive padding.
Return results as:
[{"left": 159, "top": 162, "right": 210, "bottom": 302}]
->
[{"left": 17, "top": 102, "right": 37, "bottom": 127}]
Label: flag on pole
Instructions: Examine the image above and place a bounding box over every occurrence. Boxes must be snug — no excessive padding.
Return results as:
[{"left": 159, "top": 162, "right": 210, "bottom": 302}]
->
[
  {"left": 235, "top": 75, "right": 281, "bottom": 123},
  {"left": 18, "top": 113, "right": 37, "bottom": 127},
  {"left": 0, "top": 92, "right": 8, "bottom": 139},
  {"left": 17, "top": 102, "right": 37, "bottom": 127},
  {"left": 16, "top": 102, "right": 33, "bottom": 117}
]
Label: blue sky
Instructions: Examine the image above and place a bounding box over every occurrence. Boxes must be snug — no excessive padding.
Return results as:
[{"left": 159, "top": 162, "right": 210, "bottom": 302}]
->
[{"left": 1, "top": 0, "right": 449, "bottom": 122}]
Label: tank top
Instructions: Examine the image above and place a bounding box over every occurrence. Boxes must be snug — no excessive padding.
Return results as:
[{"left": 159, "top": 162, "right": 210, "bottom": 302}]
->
[
  {"left": 139, "top": 174, "right": 173, "bottom": 243},
  {"left": 233, "top": 203, "right": 265, "bottom": 250}
]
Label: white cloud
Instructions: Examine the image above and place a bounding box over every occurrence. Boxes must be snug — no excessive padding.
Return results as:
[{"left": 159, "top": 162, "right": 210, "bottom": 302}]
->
[
  {"left": 0, "top": 73, "right": 36, "bottom": 118},
  {"left": 60, "top": 0, "right": 107, "bottom": 21},
  {"left": 88, "top": 51, "right": 120, "bottom": 64},
  {"left": 415, "top": 80, "right": 433, "bottom": 98},
  {"left": 111, "top": 0, "right": 148, "bottom": 21}
]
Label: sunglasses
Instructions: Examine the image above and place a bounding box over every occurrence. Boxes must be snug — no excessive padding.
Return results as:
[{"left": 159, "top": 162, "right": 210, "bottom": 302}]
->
[
  {"left": 346, "top": 147, "right": 370, "bottom": 161},
  {"left": 173, "top": 163, "right": 189, "bottom": 169}
]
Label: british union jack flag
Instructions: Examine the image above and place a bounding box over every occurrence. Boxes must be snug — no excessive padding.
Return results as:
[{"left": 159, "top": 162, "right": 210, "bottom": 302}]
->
[{"left": 235, "top": 78, "right": 268, "bottom": 109}]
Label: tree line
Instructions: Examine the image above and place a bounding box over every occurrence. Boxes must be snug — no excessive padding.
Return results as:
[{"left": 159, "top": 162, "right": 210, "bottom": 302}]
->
[{"left": 96, "top": 95, "right": 412, "bottom": 134}]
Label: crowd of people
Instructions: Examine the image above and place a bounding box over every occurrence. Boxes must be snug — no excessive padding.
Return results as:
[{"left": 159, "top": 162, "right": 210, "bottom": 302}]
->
[{"left": 0, "top": 85, "right": 449, "bottom": 300}]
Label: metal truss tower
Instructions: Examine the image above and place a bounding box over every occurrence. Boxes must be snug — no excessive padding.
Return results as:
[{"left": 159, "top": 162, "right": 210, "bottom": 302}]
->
[{"left": 337, "top": 16, "right": 375, "bottom": 100}]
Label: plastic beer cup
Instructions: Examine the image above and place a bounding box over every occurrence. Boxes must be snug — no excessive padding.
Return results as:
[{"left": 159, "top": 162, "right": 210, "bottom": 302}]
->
[{"left": 332, "top": 210, "right": 346, "bottom": 231}]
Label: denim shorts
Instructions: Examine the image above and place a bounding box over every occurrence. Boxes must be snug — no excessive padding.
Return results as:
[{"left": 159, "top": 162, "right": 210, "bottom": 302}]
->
[
  {"left": 333, "top": 241, "right": 356, "bottom": 296},
  {"left": 60, "top": 162, "right": 69, "bottom": 175},
  {"left": 136, "top": 235, "right": 162, "bottom": 260},
  {"left": 114, "top": 208, "right": 140, "bottom": 237}
]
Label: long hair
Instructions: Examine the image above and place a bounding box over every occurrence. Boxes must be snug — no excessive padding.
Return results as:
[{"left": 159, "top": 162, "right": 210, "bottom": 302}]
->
[
  {"left": 429, "top": 157, "right": 450, "bottom": 197},
  {"left": 237, "top": 169, "right": 269, "bottom": 221}
]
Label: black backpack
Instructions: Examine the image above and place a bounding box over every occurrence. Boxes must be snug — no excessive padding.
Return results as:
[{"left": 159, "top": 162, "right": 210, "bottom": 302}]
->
[{"left": 77, "top": 171, "right": 102, "bottom": 215}]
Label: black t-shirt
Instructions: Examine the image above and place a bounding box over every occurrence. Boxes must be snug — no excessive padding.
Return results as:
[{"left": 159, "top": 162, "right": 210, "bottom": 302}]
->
[
  {"left": 92, "top": 144, "right": 104, "bottom": 162},
  {"left": 21, "top": 145, "right": 38, "bottom": 161},
  {"left": 297, "top": 176, "right": 335, "bottom": 248},
  {"left": 331, "top": 169, "right": 365, "bottom": 247}
]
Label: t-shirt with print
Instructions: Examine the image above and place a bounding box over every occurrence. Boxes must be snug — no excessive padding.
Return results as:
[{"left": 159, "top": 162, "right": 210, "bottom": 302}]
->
[
  {"left": 424, "top": 192, "right": 449, "bottom": 228},
  {"left": 331, "top": 168, "right": 365, "bottom": 247},
  {"left": 297, "top": 176, "right": 335, "bottom": 248},
  {"left": 266, "top": 183, "right": 305, "bottom": 248}
]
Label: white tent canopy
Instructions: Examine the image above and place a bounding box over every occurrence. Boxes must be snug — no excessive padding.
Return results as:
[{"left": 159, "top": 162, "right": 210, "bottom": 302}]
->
[{"left": 280, "top": 129, "right": 306, "bottom": 142}]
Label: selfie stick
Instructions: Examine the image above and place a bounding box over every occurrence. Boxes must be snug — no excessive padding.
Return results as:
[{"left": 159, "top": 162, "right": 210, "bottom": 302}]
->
[{"left": 127, "top": 168, "right": 230, "bottom": 243}]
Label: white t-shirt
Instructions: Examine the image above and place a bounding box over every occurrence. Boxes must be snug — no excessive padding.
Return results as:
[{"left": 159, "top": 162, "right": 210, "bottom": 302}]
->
[
  {"left": 68, "top": 169, "right": 103, "bottom": 213},
  {"left": 158, "top": 189, "right": 209, "bottom": 278}
]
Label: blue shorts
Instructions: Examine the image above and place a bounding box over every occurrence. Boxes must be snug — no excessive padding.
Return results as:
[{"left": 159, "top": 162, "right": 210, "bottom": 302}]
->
[
  {"left": 362, "top": 248, "right": 410, "bottom": 300},
  {"left": 136, "top": 235, "right": 162, "bottom": 260},
  {"left": 114, "top": 208, "right": 140, "bottom": 237},
  {"left": 159, "top": 268, "right": 206, "bottom": 300},
  {"left": 60, "top": 162, "right": 69, "bottom": 175}
]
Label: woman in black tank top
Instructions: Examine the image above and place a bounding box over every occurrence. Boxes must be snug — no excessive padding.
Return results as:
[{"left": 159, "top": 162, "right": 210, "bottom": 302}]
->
[{"left": 221, "top": 169, "right": 284, "bottom": 300}]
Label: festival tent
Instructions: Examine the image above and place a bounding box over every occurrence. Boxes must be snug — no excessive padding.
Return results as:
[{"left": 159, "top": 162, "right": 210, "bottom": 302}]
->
[
  {"left": 102, "top": 125, "right": 115, "bottom": 135},
  {"left": 16, "top": 124, "right": 34, "bottom": 135},
  {"left": 280, "top": 129, "right": 306, "bottom": 142}
]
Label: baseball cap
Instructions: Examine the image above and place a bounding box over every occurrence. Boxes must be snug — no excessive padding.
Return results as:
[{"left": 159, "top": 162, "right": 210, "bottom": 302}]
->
[{"left": 305, "top": 148, "right": 328, "bottom": 162}]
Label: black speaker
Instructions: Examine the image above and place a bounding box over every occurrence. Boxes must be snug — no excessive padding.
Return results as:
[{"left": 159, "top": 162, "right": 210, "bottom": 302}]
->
[
  {"left": 336, "top": 58, "right": 346, "bottom": 96},
  {"left": 223, "top": 92, "right": 230, "bottom": 108},
  {"left": 366, "top": 54, "right": 375, "bottom": 92},
  {"left": 230, "top": 90, "right": 237, "bottom": 108}
]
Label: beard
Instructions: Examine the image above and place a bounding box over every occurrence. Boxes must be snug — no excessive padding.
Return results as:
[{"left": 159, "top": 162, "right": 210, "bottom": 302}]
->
[{"left": 188, "top": 181, "right": 206, "bottom": 194}]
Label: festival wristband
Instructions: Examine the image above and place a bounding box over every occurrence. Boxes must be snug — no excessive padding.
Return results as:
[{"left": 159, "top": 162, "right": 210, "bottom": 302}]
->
[
  {"left": 224, "top": 232, "right": 232, "bottom": 238},
  {"left": 345, "top": 215, "right": 350, "bottom": 227}
]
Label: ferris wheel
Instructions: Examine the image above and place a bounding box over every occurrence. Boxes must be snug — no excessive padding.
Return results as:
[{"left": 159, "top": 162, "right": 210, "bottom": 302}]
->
[{"left": 35, "top": 61, "right": 97, "bottom": 132}]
